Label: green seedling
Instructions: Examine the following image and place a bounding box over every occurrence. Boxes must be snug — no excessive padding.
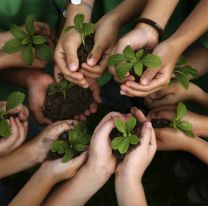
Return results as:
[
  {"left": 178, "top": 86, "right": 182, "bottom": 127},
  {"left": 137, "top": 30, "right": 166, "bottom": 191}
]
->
[
  {"left": 171, "top": 102, "right": 194, "bottom": 137},
  {"left": 51, "top": 123, "right": 91, "bottom": 162},
  {"left": 111, "top": 117, "right": 140, "bottom": 154},
  {"left": 0, "top": 92, "right": 25, "bottom": 137},
  {"left": 173, "top": 56, "right": 198, "bottom": 90},
  {"left": 3, "top": 15, "right": 53, "bottom": 65},
  {"left": 64, "top": 14, "right": 94, "bottom": 47},
  {"left": 48, "top": 80, "right": 74, "bottom": 99},
  {"left": 108, "top": 45, "right": 162, "bottom": 80}
]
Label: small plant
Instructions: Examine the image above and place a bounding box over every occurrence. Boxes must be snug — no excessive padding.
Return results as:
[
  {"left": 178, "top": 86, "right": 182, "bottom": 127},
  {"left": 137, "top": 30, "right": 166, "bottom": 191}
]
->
[
  {"left": 64, "top": 14, "right": 94, "bottom": 47},
  {"left": 170, "top": 102, "right": 194, "bottom": 137},
  {"left": 111, "top": 117, "right": 140, "bottom": 154},
  {"left": 48, "top": 80, "right": 74, "bottom": 99},
  {"left": 0, "top": 92, "right": 25, "bottom": 137},
  {"left": 3, "top": 15, "right": 53, "bottom": 65},
  {"left": 108, "top": 45, "right": 162, "bottom": 80},
  {"left": 173, "top": 56, "right": 198, "bottom": 90},
  {"left": 51, "top": 123, "right": 91, "bottom": 162}
]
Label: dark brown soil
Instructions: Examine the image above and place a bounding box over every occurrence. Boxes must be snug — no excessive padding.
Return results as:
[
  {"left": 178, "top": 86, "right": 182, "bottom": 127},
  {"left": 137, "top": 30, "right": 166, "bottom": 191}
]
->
[
  {"left": 78, "top": 34, "right": 94, "bottom": 64},
  {"left": 44, "top": 85, "right": 93, "bottom": 121},
  {"left": 110, "top": 122, "right": 141, "bottom": 162},
  {"left": 151, "top": 119, "right": 171, "bottom": 128}
]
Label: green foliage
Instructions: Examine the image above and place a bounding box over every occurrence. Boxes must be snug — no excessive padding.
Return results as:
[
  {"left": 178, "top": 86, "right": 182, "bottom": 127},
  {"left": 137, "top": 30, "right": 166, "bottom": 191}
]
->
[
  {"left": 48, "top": 80, "right": 74, "bottom": 99},
  {"left": 173, "top": 56, "right": 198, "bottom": 90},
  {"left": 3, "top": 15, "right": 53, "bottom": 65},
  {"left": 0, "top": 92, "right": 25, "bottom": 138},
  {"left": 111, "top": 117, "right": 140, "bottom": 154},
  {"left": 51, "top": 123, "right": 91, "bottom": 162},
  {"left": 108, "top": 46, "right": 162, "bottom": 80},
  {"left": 64, "top": 14, "right": 94, "bottom": 47},
  {"left": 170, "top": 102, "right": 195, "bottom": 137}
]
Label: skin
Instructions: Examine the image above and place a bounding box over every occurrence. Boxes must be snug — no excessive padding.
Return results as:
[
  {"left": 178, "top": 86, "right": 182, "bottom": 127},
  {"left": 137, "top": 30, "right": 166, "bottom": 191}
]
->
[
  {"left": 119, "top": 0, "right": 208, "bottom": 97},
  {"left": 0, "top": 102, "right": 29, "bottom": 156}
]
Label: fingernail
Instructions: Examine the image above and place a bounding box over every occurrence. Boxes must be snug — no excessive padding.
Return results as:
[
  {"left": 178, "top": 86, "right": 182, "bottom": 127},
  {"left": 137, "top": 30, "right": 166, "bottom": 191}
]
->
[
  {"left": 131, "top": 106, "right": 137, "bottom": 112},
  {"left": 145, "top": 122, "right": 152, "bottom": 128},
  {"left": 120, "top": 91, "right": 126, "bottom": 95},
  {"left": 87, "top": 57, "right": 96, "bottom": 66},
  {"left": 141, "top": 78, "right": 149, "bottom": 86},
  {"left": 68, "top": 63, "right": 78, "bottom": 71}
]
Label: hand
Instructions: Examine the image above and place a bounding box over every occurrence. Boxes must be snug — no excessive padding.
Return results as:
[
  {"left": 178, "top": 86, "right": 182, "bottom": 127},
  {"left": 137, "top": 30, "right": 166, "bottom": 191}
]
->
[
  {"left": 109, "top": 23, "right": 159, "bottom": 82},
  {"left": 119, "top": 39, "right": 180, "bottom": 97},
  {"left": 148, "top": 105, "right": 208, "bottom": 137},
  {"left": 144, "top": 81, "right": 194, "bottom": 109},
  {"left": 39, "top": 151, "right": 88, "bottom": 184},
  {"left": 26, "top": 72, "right": 54, "bottom": 125},
  {"left": 0, "top": 117, "right": 28, "bottom": 156},
  {"left": 116, "top": 108, "right": 156, "bottom": 181}
]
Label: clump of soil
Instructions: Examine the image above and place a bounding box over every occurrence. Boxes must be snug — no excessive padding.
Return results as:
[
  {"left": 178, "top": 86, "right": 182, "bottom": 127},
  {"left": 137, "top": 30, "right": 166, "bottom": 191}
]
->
[
  {"left": 78, "top": 34, "right": 94, "bottom": 64},
  {"left": 44, "top": 85, "right": 93, "bottom": 121},
  {"left": 151, "top": 119, "right": 171, "bottom": 128},
  {"left": 110, "top": 122, "right": 141, "bottom": 162}
]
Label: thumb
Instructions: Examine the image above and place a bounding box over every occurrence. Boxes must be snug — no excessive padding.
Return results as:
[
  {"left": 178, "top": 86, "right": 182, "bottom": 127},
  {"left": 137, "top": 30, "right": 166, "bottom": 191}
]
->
[{"left": 140, "top": 68, "right": 159, "bottom": 86}]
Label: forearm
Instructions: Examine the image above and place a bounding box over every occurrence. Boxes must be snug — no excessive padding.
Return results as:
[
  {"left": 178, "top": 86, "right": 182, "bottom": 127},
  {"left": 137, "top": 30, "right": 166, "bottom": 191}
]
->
[
  {"left": 169, "top": 1, "right": 208, "bottom": 53},
  {"left": 9, "top": 169, "right": 55, "bottom": 206},
  {"left": 43, "top": 164, "right": 110, "bottom": 206},
  {"left": 116, "top": 178, "right": 147, "bottom": 206}
]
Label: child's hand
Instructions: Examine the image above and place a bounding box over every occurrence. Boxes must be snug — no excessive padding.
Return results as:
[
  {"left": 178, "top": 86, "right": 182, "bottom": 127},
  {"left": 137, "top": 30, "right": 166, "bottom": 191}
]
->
[
  {"left": 119, "top": 40, "right": 180, "bottom": 97},
  {"left": 0, "top": 117, "right": 28, "bottom": 156},
  {"left": 144, "top": 81, "right": 195, "bottom": 109},
  {"left": 39, "top": 151, "right": 88, "bottom": 184}
]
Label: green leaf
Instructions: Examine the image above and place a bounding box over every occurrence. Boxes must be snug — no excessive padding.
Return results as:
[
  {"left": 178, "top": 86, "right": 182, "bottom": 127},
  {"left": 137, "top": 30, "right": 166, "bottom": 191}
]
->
[
  {"left": 183, "top": 129, "right": 195, "bottom": 138},
  {"left": 108, "top": 54, "right": 126, "bottom": 66},
  {"left": 115, "top": 119, "right": 126, "bottom": 134},
  {"left": 10, "top": 24, "right": 27, "bottom": 40},
  {"left": 32, "top": 35, "right": 47, "bottom": 45},
  {"left": 62, "top": 148, "right": 74, "bottom": 162},
  {"left": 175, "top": 66, "right": 198, "bottom": 78},
  {"left": 25, "top": 15, "right": 36, "bottom": 35},
  {"left": 176, "top": 56, "right": 186, "bottom": 66},
  {"left": 129, "top": 135, "right": 140, "bottom": 145},
  {"left": 22, "top": 44, "right": 33, "bottom": 65},
  {"left": 36, "top": 44, "right": 53, "bottom": 61},
  {"left": 115, "top": 62, "right": 133, "bottom": 79},
  {"left": 68, "top": 129, "right": 78, "bottom": 144},
  {"left": 74, "top": 14, "right": 84, "bottom": 30},
  {"left": 136, "top": 49, "right": 144, "bottom": 60},
  {"left": 3, "top": 39, "right": 21, "bottom": 54},
  {"left": 51, "top": 140, "right": 66, "bottom": 154},
  {"left": 0, "top": 111, "right": 6, "bottom": 119},
  {"left": 134, "top": 61, "right": 143, "bottom": 76},
  {"left": 126, "top": 117, "right": 137, "bottom": 133},
  {"left": 175, "top": 72, "right": 189, "bottom": 90},
  {"left": 59, "top": 80, "right": 68, "bottom": 90},
  {"left": 22, "top": 37, "right": 31, "bottom": 45},
  {"left": 176, "top": 102, "right": 187, "bottom": 121},
  {"left": 74, "top": 144, "right": 87, "bottom": 152},
  {"left": 111, "top": 136, "right": 126, "bottom": 150},
  {"left": 123, "top": 45, "right": 136, "bottom": 61},
  {"left": 6, "top": 92, "right": 25, "bottom": 111},
  {"left": 118, "top": 137, "right": 130, "bottom": 154},
  {"left": 0, "top": 119, "right": 12, "bottom": 137},
  {"left": 77, "top": 135, "right": 91, "bottom": 145},
  {"left": 177, "top": 121, "right": 195, "bottom": 138},
  {"left": 64, "top": 25, "right": 74, "bottom": 32},
  {"left": 142, "top": 54, "right": 162, "bottom": 68},
  {"left": 82, "top": 23, "right": 94, "bottom": 36}
]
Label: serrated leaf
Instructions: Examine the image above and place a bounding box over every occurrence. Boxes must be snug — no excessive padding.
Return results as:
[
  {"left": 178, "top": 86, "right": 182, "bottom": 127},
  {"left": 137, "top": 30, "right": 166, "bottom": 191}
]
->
[
  {"left": 51, "top": 140, "right": 66, "bottom": 154},
  {"left": 25, "top": 15, "right": 35, "bottom": 35},
  {"left": 129, "top": 135, "right": 140, "bottom": 145},
  {"left": 111, "top": 136, "right": 126, "bottom": 150},
  {"left": 22, "top": 44, "right": 33, "bottom": 65},
  {"left": 175, "top": 72, "right": 189, "bottom": 90},
  {"left": 32, "top": 35, "right": 47, "bottom": 45},
  {"left": 134, "top": 61, "right": 143, "bottom": 76},
  {"left": 10, "top": 24, "right": 28, "bottom": 40},
  {"left": 176, "top": 56, "right": 186, "bottom": 66},
  {"left": 136, "top": 49, "right": 144, "bottom": 60},
  {"left": 6, "top": 92, "right": 25, "bottom": 111},
  {"left": 142, "top": 54, "right": 162, "bottom": 68},
  {"left": 176, "top": 102, "right": 187, "bottom": 121},
  {"left": 126, "top": 117, "right": 137, "bottom": 133},
  {"left": 123, "top": 45, "right": 136, "bottom": 60},
  {"left": 115, "top": 62, "right": 133, "bottom": 79},
  {"left": 77, "top": 135, "right": 91, "bottom": 145},
  {"left": 36, "top": 44, "right": 53, "bottom": 61},
  {"left": 0, "top": 119, "right": 12, "bottom": 137},
  {"left": 115, "top": 119, "right": 126, "bottom": 134},
  {"left": 108, "top": 54, "right": 126, "bottom": 66},
  {"left": 68, "top": 129, "right": 78, "bottom": 144},
  {"left": 74, "top": 144, "right": 86, "bottom": 152},
  {"left": 62, "top": 148, "right": 74, "bottom": 162},
  {"left": 22, "top": 37, "right": 30, "bottom": 45},
  {"left": 3, "top": 39, "right": 21, "bottom": 54},
  {"left": 74, "top": 14, "right": 84, "bottom": 30},
  {"left": 118, "top": 137, "right": 129, "bottom": 154},
  {"left": 82, "top": 23, "right": 94, "bottom": 36}
]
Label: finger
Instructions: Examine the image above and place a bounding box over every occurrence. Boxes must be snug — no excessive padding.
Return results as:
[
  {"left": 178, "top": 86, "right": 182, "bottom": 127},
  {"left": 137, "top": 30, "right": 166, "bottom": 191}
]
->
[
  {"left": 35, "top": 21, "right": 52, "bottom": 36},
  {"left": 23, "top": 121, "right": 28, "bottom": 135},
  {"left": 63, "top": 74, "right": 88, "bottom": 88},
  {"left": 32, "top": 108, "right": 52, "bottom": 125},
  {"left": 149, "top": 87, "right": 171, "bottom": 100},
  {"left": 80, "top": 68, "right": 101, "bottom": 79},
  {"left": 148, "top": 105, "right": 177, "bottom": 115},
  {"left": 130, "top": 107, "right": 147, "bottom": 123},
  {"left": 149, "top": 110, "right": 175, "bottom": 121},
  {"left": 7, "top": 103, "right": 24, "bottom": 115},
  {"left": 54, "top": 65, "right": 62, "bottom": 83},
  {"left": 19, "top": 106, "right": 29, "bottom": 122},
  {"left": 140, "top": 122, "right": 153, "bottom": 147},
  {"left": 77, "top": 114, "right": 87, "bottom": 121},
  {"left": 89, "top": 102, "right": 97, "bottom": 114},
  {"left": 88, "top": 79, "right": 101, "bottom": 103},
  {"left": 140, "top": 67, "right": 160, "bottom": 86}
]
